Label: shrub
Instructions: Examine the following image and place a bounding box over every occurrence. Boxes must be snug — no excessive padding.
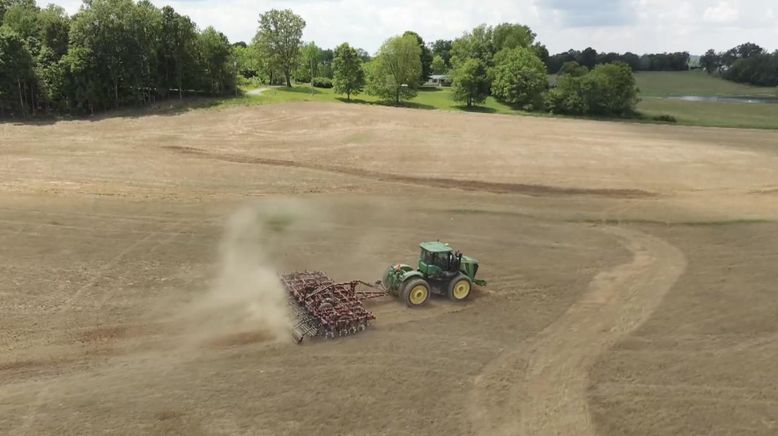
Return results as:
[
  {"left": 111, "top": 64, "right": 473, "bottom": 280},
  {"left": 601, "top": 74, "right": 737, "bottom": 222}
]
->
[
  {"left": 312, "top": 77, "right": 333, "bottom": 88},
  {"left": 587, "top": 62, "right": 640, "bottom": 116},
  {"left": 546, "top": 61, "right": 639, "bottom": 117},
  {"left": 652, "top": 114, "right": 677, "bottom": 123}
]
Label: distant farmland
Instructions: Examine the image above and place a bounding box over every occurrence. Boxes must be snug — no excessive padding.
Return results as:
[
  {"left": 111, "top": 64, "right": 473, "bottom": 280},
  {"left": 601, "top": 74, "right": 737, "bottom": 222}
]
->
[{"left": 635, "top": 71, "right": 778, "bottom": 129}]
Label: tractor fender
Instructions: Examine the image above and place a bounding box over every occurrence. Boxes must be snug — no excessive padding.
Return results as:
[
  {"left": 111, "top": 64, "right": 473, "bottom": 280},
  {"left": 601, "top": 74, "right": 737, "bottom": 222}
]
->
[
  {"left": 382, "top": 264, "right": 422, "bottom": 295},
  {"left": 399, "top": 269, "right": 424, "bottom": 283}
]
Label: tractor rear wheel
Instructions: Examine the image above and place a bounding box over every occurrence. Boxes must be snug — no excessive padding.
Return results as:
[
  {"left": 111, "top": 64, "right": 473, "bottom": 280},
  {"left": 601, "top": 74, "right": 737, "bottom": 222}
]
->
[
  {"left": 448, "top": 274, "right": 473, "bottom": 302},
  {"left": 402, "top": 279, "right": 430, "bottom": 308}
]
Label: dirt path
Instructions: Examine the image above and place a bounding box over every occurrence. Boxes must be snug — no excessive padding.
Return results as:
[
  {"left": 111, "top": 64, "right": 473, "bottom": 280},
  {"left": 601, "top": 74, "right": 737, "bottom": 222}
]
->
[
  {"left": 245, "top": 87, "right": 269, "bottom": 96},
  {"left": 469, "top": 226, "right": 687, "bottom": 435}
]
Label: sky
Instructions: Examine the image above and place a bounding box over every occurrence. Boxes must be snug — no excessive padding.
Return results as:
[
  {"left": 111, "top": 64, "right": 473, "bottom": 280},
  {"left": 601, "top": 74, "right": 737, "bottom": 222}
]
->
[{"left": 53, "top": 0, "right": 778, "bottom": 55}]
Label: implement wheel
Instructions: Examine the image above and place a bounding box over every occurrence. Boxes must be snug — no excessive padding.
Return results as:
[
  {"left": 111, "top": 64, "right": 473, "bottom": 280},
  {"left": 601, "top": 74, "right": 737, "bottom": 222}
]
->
[
  {"left": 402, "top": 279, "right": 430, "bottom": 308},
  {"left": 448, "top": 274, "right": 473, "bottom": 302}
]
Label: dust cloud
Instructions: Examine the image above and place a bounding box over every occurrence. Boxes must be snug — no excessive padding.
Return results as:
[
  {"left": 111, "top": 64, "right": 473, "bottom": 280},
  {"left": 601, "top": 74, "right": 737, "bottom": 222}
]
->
[{"left": 180, "top": 200, "right": 316, "bottom": 344}]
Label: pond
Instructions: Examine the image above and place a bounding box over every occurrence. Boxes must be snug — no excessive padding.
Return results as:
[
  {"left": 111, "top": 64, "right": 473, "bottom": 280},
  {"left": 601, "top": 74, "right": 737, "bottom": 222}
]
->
[{"left": 667, "top": 95, "right": 778, "bottom": 104}]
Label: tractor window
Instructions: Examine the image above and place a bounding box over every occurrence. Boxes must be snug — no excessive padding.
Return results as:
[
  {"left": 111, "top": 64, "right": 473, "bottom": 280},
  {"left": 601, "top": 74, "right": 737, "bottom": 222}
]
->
[
  {"left": 432, "top": 253, "right": 452, "bottom": 270},
  {"left": 421, "top": 249, "right": 434, "bottom": 265}
]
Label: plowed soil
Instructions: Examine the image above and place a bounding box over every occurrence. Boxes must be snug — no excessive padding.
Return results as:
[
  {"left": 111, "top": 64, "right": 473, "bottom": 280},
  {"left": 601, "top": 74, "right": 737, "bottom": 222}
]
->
[{"left": 2, "top": 103, "right": 778, "bottom": 435}]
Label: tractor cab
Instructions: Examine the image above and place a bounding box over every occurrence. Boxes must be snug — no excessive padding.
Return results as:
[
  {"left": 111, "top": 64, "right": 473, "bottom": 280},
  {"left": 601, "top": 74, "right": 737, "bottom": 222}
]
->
[{"left": 418, "top": 241, "right": 460, "bottom": 279}]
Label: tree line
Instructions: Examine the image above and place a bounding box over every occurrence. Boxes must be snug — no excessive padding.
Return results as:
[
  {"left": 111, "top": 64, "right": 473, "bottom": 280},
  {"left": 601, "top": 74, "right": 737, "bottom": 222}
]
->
[
  {"left": 238, "top": 15, "right": 638, "bottom": 117},
  {"left": 700, "top": 42, "right": 778, "bottom": 87},
  {"left": 547, "top": 49, "right": 690, "bottom": 74},
  {"left": 1, "top": 1, "right": 640, "bottom": 118},
  {"left": 0, "top": 0, "right": 236, "bottom": 116}
]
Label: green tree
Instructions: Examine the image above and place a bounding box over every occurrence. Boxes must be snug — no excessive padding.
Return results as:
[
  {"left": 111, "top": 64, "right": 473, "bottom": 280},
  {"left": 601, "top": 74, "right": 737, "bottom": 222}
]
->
[
  {"left": 533, "top": 42, "right": 549, "bottom": 70},
  {"left": 0, "top": 27, "right": 34, "bottom": 115},
  {"left": 546, "top": 62, "right": 638, "bottom": 116},
  {"left": 332, "top": 42, "right": 364, "bottom": 100},
  {"left": 451, "top": 58, "right": 488, "bottom": 107},
  {"left": 546, "top": 73, "right": 590, "bottom": 115},
  {"left": 254, "top": 9, "right": 305, "bottom": 87},
  {"left": 59, "top": 45, "right": 101, "bottom": 113},
  {"left": 491, "top": 47, "right": 547, "bottom": 108},
  {"left": 492, "top": 23, "right": 535, "bottom": 52},
  {"left": 69, "top": 0, "right": 137, "bottom": 109},
  {"left": 159, "top": 6, "right": 197, "bottom": 99},
  {"left": 430, "top": 39, "right": 452, "bottom": 67},
  {"left": 127, "top": 1, "right": 163, "bottom": 104},
  {"left": 367, "top": 34, "right": 421, "bottom": 104},
  {"left": 431, "top": 54, "right": 447, "bottom": 74},
  {"left": 2, "top": 1, "right": 38, "bottom": 41},
  {"left": 33, "top": 5, "right": 70, "bottom": 112},
  {"left": 587, "top": 62, "right": 639, "bottom": 115},
  {"left": 403, "top": 31, "right": 432, "bottom": 84},
  {"left": 450, "top": 24, "right": 494, "bottom": 69},
  {"left": 700, "top": 49, "right": 721, "bottom": 74},
  {"left": 37, "top": 4, "right": 69, "bottom": 59},
  {"left": 558, "top": 60, "right": 588, "bottom": 77},
  {"left": 0, "top": 0, "right": 35, "bottom": 22},
  {"left": 297, "top": 41, "right": 321, "bottom": 83},
  {"left": 234, "top": 44, "right": 260, "bottom": 79},
  {"left": 579, "top": 47, "right": 598, "bottom": 69},
  {"left": 196, "top": 26, "right": 235, "bottom": 94}
]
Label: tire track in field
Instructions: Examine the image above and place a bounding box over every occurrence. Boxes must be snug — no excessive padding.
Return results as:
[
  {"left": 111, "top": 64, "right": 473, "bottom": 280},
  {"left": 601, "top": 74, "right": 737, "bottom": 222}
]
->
[
  {"left": 162, "top": 145, "right": 655, "bottom": 199},
  {"left": 13, "top": 219, "right": 188, "bottom": 435},
  {"left": 55, "top": 220, "right": 184, "bottom": 313},
  {"left": 468, "top": 226, "right": 686, "bottom": 436}
]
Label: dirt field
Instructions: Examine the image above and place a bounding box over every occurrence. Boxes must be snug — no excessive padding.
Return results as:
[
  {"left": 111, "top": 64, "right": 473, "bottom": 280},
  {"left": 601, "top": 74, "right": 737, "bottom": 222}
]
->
[{"left": 2, "top": 103, "right": 778, "bottom": 435}]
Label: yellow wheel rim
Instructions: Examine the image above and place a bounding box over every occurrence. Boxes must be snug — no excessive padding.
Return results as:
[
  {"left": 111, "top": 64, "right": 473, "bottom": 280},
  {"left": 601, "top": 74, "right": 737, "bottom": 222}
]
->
[
  {"left": 409, "top": 285, "right": 428, "bottom": 305},
  {"left": 452, "top": 280, "right": 471, "bottom": 300}
]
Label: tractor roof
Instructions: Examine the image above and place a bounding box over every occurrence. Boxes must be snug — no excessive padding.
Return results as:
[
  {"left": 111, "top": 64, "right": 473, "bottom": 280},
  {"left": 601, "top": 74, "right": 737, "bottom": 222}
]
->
[{"left": 420, "top": 241, "right": 453, "bottom": 253}]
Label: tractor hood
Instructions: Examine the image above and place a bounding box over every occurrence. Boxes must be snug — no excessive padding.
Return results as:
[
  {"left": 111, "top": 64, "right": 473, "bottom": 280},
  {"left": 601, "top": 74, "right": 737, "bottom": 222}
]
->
[{"left": 461, "top": 255, "right": 479, "bottom": 265}]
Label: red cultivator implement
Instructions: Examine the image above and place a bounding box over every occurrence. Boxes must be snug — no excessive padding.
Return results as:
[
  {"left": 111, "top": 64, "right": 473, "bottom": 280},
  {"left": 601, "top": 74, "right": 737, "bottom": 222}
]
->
[{"left": 282, "top": 271, "right": 386, "bottom": 343}]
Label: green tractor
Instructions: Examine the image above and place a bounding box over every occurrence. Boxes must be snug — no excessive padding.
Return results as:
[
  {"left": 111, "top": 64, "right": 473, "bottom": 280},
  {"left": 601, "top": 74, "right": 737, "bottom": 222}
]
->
[{"left": 382, "top": 242, "right": 486, "bottom": 307}]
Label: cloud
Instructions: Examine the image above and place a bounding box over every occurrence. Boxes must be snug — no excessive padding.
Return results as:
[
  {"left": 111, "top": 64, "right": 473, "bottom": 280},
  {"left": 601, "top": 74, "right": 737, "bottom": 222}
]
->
[
  {"left": 541, "top": 0, "right": 636, "bottom": 26},
  {"left": 703, "top": 1, "right": 739, "bottom": 23},
  {"left": 52, "top": 0, "right": 778, "bottom": 55}
]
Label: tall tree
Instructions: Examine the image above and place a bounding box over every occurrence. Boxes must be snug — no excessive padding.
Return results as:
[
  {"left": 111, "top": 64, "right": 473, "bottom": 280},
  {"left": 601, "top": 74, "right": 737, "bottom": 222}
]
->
[
  {"left": 449, "top": 24, "right": 496, "bottom": 104},
  {"left": 0, "top": 27, "right": 34, "bottom": 115},
  {"left": 69, "top": 0, "right": 138, "bottom": 109},
  {"left": 403, "top": 31, "right": 432, "bottom": 83},
  {"left": 196, "top": 26, "right": 234, "bottom": 94},
  {"left": 367, "top": 34, "right": 421, "bottom": 104},
  {"left": 579, "top": 47, "right": 598, "bottom": 69},
  {"left": 254, "top": 9, "right": 305, "bottom": 87},
  {"left": 450, "top": 24, "right": 495, "bottom": 69},
  {"left": 491, "top": 47, "right": 547, "bottom": 108},
  {"left": 128, "top": 1, "right": 163, "bottom": 105},
  {"left": 700, "top": 49, "right": 721, "bottom": 74},
  {"left": 160, "top": 6, "right": 197, "bottom": 99},
  {"left": 492, "top": 23, "right": 535, "bottom": 52},
  {"left": 533, "top": 43, "right": 549, "bottom": 70},
  {"left": 0, "top": 0, "right": 36, "bottom": 22},
  {"left": 37, "top": 4, "right": 69, "bottom": 58},
  {"left": 431, "top": 55, "right": 447, "bottom": 74},
  {"left": 332, "top": 42, "right": 364, "bottom": 100},
  {"left": 430, "top": 39, "right": 452, "bottom": 67},
  {"left": 35, "top": 4, "right": 70, "bottom": 112},
  {"left": 2, "top": 1, "right": 39, "bottom": 41},
  {"left": 451, "top": 58, "right": 488, "bottom": 107},
  {"left": 297, "top": 41, "right": 321, "bottom": 83},
  {"left": 234, "top": 43, "right": 260, "bottom": 79}
]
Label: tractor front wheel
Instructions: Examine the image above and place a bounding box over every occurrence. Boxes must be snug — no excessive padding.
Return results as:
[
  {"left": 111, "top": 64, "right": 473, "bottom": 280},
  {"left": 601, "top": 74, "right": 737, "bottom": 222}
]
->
[
  {"left": 402, "top": 279, "right": 430, "bottom": 308},
  {"left": 448, "top": 274, "right": 473, "bottom": 302}
]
